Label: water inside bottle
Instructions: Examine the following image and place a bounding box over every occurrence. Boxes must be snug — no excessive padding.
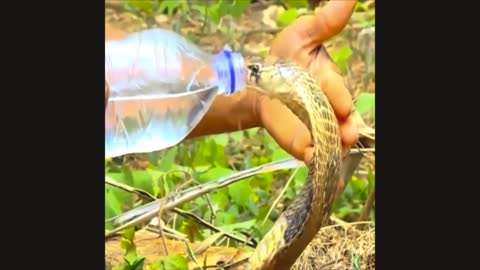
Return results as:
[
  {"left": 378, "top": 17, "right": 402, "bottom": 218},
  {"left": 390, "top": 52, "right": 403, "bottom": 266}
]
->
[{"left": 105, "top": 84, "right": 219, "bottom": 158}]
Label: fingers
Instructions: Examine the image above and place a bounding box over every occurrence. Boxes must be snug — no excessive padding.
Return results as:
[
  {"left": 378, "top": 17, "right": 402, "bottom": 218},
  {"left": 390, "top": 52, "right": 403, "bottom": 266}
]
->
[
  {"left": 311, "top": 51, "right": 353, "bottom": 120},
  {"left": 258, "top": 96, "right": 312, "bottom": 161},
  {"left": 304, "top": 147, "right": 314, "bottom": 165},
  {"left": 259, "top": 96, "right": 359, "bottom": 164},
  {"left": 340, "top": 115, "right": 360, "bottom": 147},
  {"left": 306, "top": 0, "right": 357, "bottom": 44}
]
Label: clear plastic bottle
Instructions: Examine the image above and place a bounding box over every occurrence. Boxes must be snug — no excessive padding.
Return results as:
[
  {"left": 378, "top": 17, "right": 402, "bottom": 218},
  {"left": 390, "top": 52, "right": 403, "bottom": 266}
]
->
[{"left": 105, "top": 29, "right": 247, "bottom": 158}]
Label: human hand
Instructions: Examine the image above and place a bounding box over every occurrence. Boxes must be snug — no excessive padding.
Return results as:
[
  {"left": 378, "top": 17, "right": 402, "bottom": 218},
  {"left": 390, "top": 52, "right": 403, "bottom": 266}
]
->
[{"left": 254, "top": 0, "right": 359, "bottom": 165}]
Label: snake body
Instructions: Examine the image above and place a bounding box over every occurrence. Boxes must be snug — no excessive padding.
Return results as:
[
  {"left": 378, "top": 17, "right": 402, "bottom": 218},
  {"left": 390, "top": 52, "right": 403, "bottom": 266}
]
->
[{"left": 244, "top": 58, "right": 342, "bottom": 270}]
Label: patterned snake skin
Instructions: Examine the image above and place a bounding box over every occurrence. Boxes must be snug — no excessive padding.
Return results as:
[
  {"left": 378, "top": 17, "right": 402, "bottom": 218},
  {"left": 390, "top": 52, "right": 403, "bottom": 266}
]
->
[{"left": 243, "top": 57, "right": 342, "bottom": 270}]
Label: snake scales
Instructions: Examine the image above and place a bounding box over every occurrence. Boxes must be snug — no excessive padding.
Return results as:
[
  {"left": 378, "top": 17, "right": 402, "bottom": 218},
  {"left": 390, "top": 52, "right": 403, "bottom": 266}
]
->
[{"left": 242, "top": 57, "right": 342, "bottom": 270}]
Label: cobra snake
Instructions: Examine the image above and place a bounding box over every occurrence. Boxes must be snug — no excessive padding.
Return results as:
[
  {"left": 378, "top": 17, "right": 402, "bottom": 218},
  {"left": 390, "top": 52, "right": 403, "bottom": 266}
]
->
[{"left": 242, "top": 57, "right": 342, "bottom": 270}]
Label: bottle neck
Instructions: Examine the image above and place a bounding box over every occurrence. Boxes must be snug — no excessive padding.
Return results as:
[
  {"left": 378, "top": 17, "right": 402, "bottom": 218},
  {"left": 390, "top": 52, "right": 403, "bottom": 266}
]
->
[{"left": 212, "top": 49, "right": 247, "bottom": 96}]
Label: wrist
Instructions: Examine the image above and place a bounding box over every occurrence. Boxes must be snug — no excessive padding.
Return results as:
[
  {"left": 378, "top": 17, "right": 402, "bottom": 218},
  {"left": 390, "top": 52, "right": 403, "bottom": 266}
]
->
[{"left": 187, "top": 89, "right": 261, "bottom": 138}]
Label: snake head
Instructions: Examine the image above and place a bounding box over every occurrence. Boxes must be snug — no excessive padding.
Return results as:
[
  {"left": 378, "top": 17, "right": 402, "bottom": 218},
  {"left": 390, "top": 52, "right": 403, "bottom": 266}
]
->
[
  {"left": 247, "top": 61, "right": 301, "bottom": 98},
  {"left": 247, "top": 63, "right": 263, "bottom": 84}
]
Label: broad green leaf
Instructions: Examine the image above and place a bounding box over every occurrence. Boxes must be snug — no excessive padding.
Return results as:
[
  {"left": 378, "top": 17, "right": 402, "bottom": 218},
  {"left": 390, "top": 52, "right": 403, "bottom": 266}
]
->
[
  {"left": 265, "top": 132, "right": 280, "bottom": 152},
  {"left": 148, "top": 169, "right": 165, "bottom": 197},
  {"left": 228, "top": 204, "right": 240, "bottom": 216},
  {"left": 331, "top": 45, "right": 353, "bottom": 73},
  {"left": 285, "top": 0, "right": 307, "bottom": 9},
  {"left": 230, "top": 131, "right": 245, "bottom": 141},
  {"left": 105, "top": 189, "right": 122, "bottom": 217},
  {"left": 127, "top": 0, "right": 154, "bottom": 16},
  {"left": 350, "top": 176, "right": 368, "bottom": 194},
  {"left": 272, "top": 147, "right": 291, "bottom": 161},
  {"left": 255, "top": 218, "right": 274, "bottom": 237},
  {"left": 120, "top": 226, "right": 136, "bottom": 254},
  {"left": 212, "top": 140, "right": 228, "bottom": 167},
  {"left": 126, "top": 257, "right": 145, "bottom": 270},
  {"left": 247, "top": 196, "right": 259, "bottom": 215},
  {"left": 158, "top": 0, "right": 184, "bottom": 16},
  {"left": 191, "top": 5, "right": 208, "bottom": 17},
  {"left": 246, "top": 127, "right": 260, "bottom": 137},
  {"left": 355, "top": 93, "right": 375, "bottom": 119},
  {"left": 277, "top": 8, "right": 299, "bottom": 27},
  {"left": 255, "top": 189, "right": 271, "bottom": 203},
  {"left": 213, "top": 134, "right": 229, "bottom": 146},
  {"left": 355, "top": 1, "right": 368, "bottom": 11},
  {"left": 228, "top": 178, "right": 252, "bottom": 207},
  {"left": 130, "top": 170, "right": 154, "bottom": 195},
  {"left": 192, "top": 138, "right": 226, "bottom": 167},
  {"left": 254, "top": 204, "right": 271, "bottom": 223},
  {"left": 157, "top": 147, "right": 177, "bottom": 171},
  {"left": 105, "top": 183, "right": 132, "bottom": 214},
  {"left": 215, "top": 211, "right": 236, "bottom": 226},
  {"left": 294, "top": 167, "right": 308, "bottom": 192},
  {"left": 206, "top": 0, "right": 225, "bottom": 24},
  {"left": 198, "top": 167, "right": 234, "bottom": 183},
  {"left": 211, "top": 191, "right": 229, "bottom": 211},
  {"left": 216, "top": 218, "right": 256, "bottom": 231},
  {"left": 250, "top": 155, "right": 270, "bottom": 167},
  {"left": 149, "top": 254, "right": 188, "bottom": 270},
  {"left": 191, "top": 140, "right": 208, "bottom": 166},
  {"left": 251, "top": 173, "right": 274, "bottom": 191},
  {"left": 231, "top": 0, "right": 250, "bottom": 18},
  {"left": 285, "top": 186, "right": 296, "bottom": 200}
]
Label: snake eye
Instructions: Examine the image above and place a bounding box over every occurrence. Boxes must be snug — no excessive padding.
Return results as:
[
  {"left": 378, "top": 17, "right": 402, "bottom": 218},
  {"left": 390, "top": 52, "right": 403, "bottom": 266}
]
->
[{"left": 247, "top": 64, "right": 262, "bottom": 84}]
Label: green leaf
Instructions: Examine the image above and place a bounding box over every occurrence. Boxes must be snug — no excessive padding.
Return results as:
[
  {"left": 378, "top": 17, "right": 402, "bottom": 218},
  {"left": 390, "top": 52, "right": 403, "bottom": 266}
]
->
[
  {"left": 252, "top": 174, "right": 274, "bottom": 191},
  {"left": 355, "top": 93, "right": 375, "bottom": 119},
  {"left": 148, "top": 169, "right": 165, "bottom": 197},
  {"left": 272, "top": 147, "right": 291, "bottom": 161},
  {"left": 105, "top": 181, "right": 133, "bottom": 215},
  {"left": 246, "top": 127, "right": 260, "bottom": 137},
  {"left": 127, "top": 0, "right": 154, "bottom": 16},
  {"left": 120, "top": 226, "right": 136, "bottom": 254},
  {"left": 198, "top": 167, "right": 234, "bottom": 183},
  {"left": 277, "top": 8, "right": 299, "bottom": 27},
  {"left": 230, "top": 131, "right": 245, "bottom": 141},
  {"left": 158, "top": 0, "right": 185, "bottom": 16},
  {"left": 211, "top": 191, "right": 229, "bottom": 211},
  {"left": 149, "top": 254, "right": 188, "bottom": 270},
  {"left": 215, "top": 211, "right": 236, "bottom": 226},
  {"left": 192, "top": 139, "right": 211, "bottom": 167},
  {"left": 206, "top": 0, "right": 226, "bottom": 24},
  {"left": 105, "top": 189, "right": 122, "bottom": 217},
  {"left": 294, "top": 167, "right": 308, "bottom": 192},
  {"left": 213, "top": 134, "right": 229, "bottom": 146},
  {"left": 247, "top": 196, "right": 259, "bottom": 215},
  {"left": 131, "top": 170, "right": 154, "bottom": 195},
  {"left": 216, "top": 218, "right": 256, "bottom": 231},
  {"left": 230, "top": 0, "right": 250, "bottom": 18},
  {"left": 355, "top": 1, "right": 368, "bottom": 12},
  {"left": 331, "top": 45, "right": 353, "bottom": 73},
  {"left": 350, "top": 176, "right": 367, "bottom": 194},
  {"left": 228, "top": 178, "right": 252, "bottom": 207},
  {"left": 285, "top": 0, "right": 307, "bottom": 9},
  {"left": 158, "top": 147, "right": 177, "bottom": 172},
  {"left": 255, "top": 218, "right": 274, "bottom": 238},
  {"left": 127, "top": 257, "right": 145, "bottom": 270}
]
